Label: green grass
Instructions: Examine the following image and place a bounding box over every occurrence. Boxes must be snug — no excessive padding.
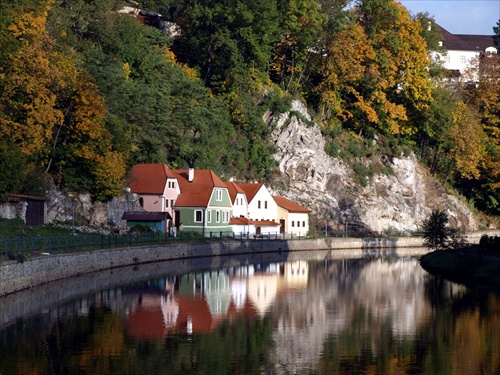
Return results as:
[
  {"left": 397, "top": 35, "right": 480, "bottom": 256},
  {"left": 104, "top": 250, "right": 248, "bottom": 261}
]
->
[{"left": 0, "top": 218, "right": 76, "bottom": 239}]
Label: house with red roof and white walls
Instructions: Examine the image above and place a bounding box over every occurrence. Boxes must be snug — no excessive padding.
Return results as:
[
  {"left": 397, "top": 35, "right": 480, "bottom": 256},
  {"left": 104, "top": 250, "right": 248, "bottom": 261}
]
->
[
  {"left": 273, "top": 196, "right": 311, "bottom": 237},
  {"left": 225, "top": 180, "right": 254, "bottom": 237},
  {"left": 235, "top": 183, "right": 280, "bottom": 237},
  {"left": 126, "top": 163, "right": 180, "bottom": 232},
  {"left": 431, "top": 24, "right": 497, "bottom": 82},
  {"left": 170, "top": 168, "right": 233, "bottom": 237}
]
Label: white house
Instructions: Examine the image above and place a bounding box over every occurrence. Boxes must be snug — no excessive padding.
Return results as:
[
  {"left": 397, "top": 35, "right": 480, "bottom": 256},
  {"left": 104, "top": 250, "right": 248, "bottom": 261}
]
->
[
  {"left": 233, "top": 183, "right": 281, "bottom": 237},
  {"left": 236, "top": 183, "right": 278, "bottom": 222},
  {"left": 431, "top": 24, "right": 497, "bottom": 81},
  {"left": 273, "top": 196, "right": 311, "bottom": 237},
  {"left": 225, "top": 180, "right": 249, "bottom": 219}
]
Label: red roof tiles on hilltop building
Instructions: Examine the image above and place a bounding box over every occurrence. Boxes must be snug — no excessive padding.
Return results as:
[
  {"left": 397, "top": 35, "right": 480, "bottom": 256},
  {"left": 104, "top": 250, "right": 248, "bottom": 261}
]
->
[{"left": 436, "top": 24, "right": 495, "bottom": 52}]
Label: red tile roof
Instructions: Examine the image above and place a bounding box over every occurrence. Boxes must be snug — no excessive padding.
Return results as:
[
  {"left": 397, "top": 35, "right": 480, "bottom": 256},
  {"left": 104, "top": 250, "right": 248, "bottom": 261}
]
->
[
  {"left": 229, "top": 217, "right": 280, "bottom": 226},
  {"left": 252, "top": 219, "right": 281, "bottom": 227},
  {"left": 235, "top": 183, "right": 263, "bottom": 202},
  {"left": 128, "top": 164, "right": 175, "bottom": 194},
  {"left": 273, "top": 196, "right": 311, "bottom": 213},
  {"left": 229, "top": 216, "right": 250, "bottom": 225},
  {"left": 224, "top": 181, "right": 245, "bottom": 203},
  {"left": 436, "top": 24, "right": 495, "bottom": 51},
  {"left": 171, "top": 169, "right": 227, "bottom": 207}
]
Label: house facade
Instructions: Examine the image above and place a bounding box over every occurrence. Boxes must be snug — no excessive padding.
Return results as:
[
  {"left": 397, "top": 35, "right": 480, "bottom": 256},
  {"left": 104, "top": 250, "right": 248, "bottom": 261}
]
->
[
  {"left": 128, "top": 163, "right": 178, "bottom": 232},
  {"left": 171, "top": 169, "right": 233, "bottom": 236},
  {"left": 273, "top": 196, "right": 311, "bottom": 236},
  {"left": 225, "top": 180, "right": 249, "bottom": 218},
  {"left": 431, "top": 24, "right": 497, "bottom": 81},
  {"left": 236, "top": 183, "right": 277, "bottom": 222}
]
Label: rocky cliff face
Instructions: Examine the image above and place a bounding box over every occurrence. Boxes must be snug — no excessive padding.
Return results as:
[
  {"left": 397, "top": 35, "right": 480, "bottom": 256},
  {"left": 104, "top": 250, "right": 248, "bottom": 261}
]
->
[{"left": 267, "top": 100, "right": 478, "bottom": 235}]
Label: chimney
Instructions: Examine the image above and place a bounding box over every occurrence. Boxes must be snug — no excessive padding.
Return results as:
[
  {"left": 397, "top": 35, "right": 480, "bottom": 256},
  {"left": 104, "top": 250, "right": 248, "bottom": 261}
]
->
[{"left": 188, "top": 168, "right": 194, "bottom": 182}]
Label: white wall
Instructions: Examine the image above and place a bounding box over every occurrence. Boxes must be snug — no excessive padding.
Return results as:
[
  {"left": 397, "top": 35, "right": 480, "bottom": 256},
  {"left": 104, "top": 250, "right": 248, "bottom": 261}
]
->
[
  {"left": 248, "top": 186, "right": 278, "bottom": 221},
  {"left": 232, "top": 192, "right": 248, "bottom": 218}
]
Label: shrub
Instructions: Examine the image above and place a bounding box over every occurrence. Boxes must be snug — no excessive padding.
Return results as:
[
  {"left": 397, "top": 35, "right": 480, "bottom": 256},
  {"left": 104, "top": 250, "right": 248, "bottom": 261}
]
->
[{"left": 422, "top": 209, "right": 449, "bottom": 250}]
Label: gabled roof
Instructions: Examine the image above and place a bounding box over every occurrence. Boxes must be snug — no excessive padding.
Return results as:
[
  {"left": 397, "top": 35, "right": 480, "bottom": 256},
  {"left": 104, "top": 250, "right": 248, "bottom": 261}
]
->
[
  {"left": 273, "top": 196, "right": 311, "bottom": 213},
  {"left": 235, "top": 183, "right": 264, "bottom": 203},
  {"left": 436, "top": 24, "right": 495, "bottom": 52},
  {"left": 171, "top": 169, "right": 227, "bottom": 207},
  {"left": 128, "top": 163, "right": 176, "bottom": 194},
  {"left": 224, "top": 181, "right": 246, "bottom": 203}
]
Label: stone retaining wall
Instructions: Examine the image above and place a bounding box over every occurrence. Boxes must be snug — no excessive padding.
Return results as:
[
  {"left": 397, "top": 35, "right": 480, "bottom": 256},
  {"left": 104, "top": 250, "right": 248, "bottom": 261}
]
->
[{"left": 1, "top": 233, "right": 494, "bottom": 297}]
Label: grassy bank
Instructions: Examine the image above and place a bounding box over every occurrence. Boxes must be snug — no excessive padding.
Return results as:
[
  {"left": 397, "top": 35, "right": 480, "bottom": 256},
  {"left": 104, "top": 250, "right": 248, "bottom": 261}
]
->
[{"left": 420, "top": 249, "right": 500, "bottom": 291}]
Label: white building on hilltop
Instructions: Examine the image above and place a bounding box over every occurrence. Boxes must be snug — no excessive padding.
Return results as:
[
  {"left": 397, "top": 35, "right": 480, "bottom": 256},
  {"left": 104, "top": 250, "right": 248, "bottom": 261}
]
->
[{"left": 431, "top": 24, "right": 497, "bottom": 81}]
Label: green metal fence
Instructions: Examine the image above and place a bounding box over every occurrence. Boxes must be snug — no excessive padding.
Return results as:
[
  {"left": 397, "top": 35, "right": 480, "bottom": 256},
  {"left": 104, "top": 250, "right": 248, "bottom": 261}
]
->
[{"left": 1, "top": 230, "right": 309, "bottom": 259}]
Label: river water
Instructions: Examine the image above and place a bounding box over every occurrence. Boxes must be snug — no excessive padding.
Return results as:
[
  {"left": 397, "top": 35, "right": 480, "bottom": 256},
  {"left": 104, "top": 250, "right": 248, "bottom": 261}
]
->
[{"left": 1, "top": 250, "right": 499, "bottom": 375}]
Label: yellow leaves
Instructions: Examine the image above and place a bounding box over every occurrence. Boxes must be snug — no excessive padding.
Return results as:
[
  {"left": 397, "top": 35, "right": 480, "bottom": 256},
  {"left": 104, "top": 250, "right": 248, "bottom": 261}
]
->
[
  {"left": 93, "top": 150, "right": 128, "bottom": 199},
  {"left": 123, "top": 62, "right": 131, "bottom": 80},
  {"left": 450, "top": 102, "right": 485, "bottom": 180},
  {"left": 163, "top": 46, "right": 198, "bottom": 80}
]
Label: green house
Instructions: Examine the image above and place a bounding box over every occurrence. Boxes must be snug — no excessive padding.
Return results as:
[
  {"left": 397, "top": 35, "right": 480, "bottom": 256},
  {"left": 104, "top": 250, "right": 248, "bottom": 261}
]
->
[{"left": 171, "top": 169, "right": 233, "bottom": 237}]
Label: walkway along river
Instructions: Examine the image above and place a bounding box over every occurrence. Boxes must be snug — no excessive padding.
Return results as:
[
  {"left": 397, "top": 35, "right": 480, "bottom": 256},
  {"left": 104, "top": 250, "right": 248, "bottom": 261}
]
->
[{"left": 0, "top": 232, "right": 494, "bottom": 297}]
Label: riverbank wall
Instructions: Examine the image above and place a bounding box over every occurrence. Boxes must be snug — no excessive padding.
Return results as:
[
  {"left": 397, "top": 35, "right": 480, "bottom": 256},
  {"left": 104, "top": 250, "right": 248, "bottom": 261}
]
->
[{"left": 0, "top": 233, "right": 492, "bottom": 297}]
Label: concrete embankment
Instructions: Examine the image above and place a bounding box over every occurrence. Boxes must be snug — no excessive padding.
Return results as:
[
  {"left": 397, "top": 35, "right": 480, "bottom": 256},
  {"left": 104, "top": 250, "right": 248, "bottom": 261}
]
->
[{"left": 1, "top": 233, "right": 494, "bottom": 297}]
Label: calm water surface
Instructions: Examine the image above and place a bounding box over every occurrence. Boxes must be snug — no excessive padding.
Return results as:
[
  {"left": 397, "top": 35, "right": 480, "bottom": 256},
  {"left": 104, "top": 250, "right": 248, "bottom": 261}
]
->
[{"left": 1, "top": 250, "right": 500, "bottom": 375}]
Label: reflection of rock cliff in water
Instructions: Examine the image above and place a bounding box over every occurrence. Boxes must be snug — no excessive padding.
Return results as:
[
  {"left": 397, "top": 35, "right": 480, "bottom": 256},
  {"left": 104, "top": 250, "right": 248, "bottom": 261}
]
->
[{"left": 268, "top": 257, "right": 457, "bottom": 374}]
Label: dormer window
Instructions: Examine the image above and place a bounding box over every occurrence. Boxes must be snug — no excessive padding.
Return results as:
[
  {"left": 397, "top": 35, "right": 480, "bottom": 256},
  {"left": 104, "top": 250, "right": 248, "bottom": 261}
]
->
[{"left": 216, "top": 189, "right": 223, "bottom": 201}]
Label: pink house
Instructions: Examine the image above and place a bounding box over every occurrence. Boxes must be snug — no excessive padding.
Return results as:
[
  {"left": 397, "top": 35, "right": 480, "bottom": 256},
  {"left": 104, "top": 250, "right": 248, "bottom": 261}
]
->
[{"left": 128, "top": 163, "right": 180, "bottom": 231}]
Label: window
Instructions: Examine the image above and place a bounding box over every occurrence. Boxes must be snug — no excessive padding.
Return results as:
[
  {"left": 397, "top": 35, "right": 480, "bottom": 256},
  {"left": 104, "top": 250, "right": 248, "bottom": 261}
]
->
[
  {"left": 171, "top": 199, "right": 175, "bottom": 208},
  {"left": 207, "top": 210, "right": 212, "bottom": 223},
  {"left": 165, "top": 200, "right": 169, "bottom": 208},
  {"left": 139, "top": 197, "right": 144, "bottom": 208},
  {"left": 264, "top": 201, "right": 267, "bottom": 209},
  {"left": 216, "top": 211, "right": 220, "bottom": 223},
  {"left": 258, "top": 201, "right": 261, "bottom": 209},
  {"left": 302, "top": 221, "right": 305, "bottom": 227},
  {"left": 291, "top": 221, "right": 295, "bottom": 227},
  {"left": 460, "top": 55, "right": 466, "bottom": 64},
  {"left": 216, "top": 189, "right": 222, "bottom": 201},
  {"left": 195, "top": 210, "right": 203, "bottom": 223},
  {"left": 297, "top": 221, "right": 300, "bottom": 227}
]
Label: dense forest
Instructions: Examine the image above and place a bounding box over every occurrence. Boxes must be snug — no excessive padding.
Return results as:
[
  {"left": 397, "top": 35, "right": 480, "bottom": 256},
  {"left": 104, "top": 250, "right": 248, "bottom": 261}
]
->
[{"left": 0, "top": 0, "right": 499, "bottom": 216}]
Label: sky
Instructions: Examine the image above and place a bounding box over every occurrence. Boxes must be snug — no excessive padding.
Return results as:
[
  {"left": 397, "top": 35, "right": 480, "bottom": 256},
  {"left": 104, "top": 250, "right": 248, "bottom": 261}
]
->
[{"left": 398, "top": 0, "right": 500, "bottom": 35}]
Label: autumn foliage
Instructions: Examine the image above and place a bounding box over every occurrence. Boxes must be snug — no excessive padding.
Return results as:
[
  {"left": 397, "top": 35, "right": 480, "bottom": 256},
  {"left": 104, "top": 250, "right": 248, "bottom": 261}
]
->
[{"left": 0, "top": 0, "right": 499, "bottom": 213}]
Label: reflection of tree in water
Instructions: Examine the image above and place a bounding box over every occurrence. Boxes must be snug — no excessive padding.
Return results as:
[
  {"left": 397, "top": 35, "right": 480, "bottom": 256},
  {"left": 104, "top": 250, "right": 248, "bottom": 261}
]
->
[{"left": 420, "top": 276, "right": 500, "bottom": 375}]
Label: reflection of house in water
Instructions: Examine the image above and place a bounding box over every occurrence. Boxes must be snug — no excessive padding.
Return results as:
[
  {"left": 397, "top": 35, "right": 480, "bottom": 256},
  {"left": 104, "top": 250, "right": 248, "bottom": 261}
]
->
[
  {"left": 125, "top": 261, "right": 311, "bottom": 339},
  {"left": 282, "top": 261, "right": 308, "bottom": 289},
  {"left": 125, "top": 279, "right": 179, "bottom": 339},
  {"left": 247, "top": 274, "right": 279, "bottom": 316}
]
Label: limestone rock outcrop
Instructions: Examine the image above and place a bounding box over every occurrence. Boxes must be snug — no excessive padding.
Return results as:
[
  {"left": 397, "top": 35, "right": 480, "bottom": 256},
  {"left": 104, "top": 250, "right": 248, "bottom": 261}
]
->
[{"left": 268, "top": 100, "right": 477, "bottom": 235}]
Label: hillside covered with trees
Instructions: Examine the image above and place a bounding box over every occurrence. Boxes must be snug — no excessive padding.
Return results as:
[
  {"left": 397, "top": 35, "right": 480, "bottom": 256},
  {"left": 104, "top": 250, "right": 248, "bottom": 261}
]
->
[{"left": 1, "top": 0, "right": 500, "bottom": 216}]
